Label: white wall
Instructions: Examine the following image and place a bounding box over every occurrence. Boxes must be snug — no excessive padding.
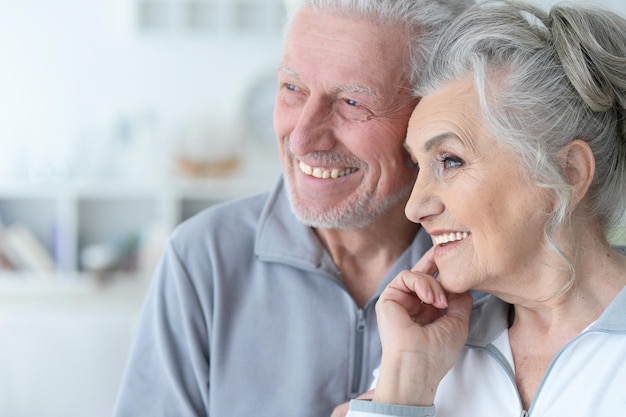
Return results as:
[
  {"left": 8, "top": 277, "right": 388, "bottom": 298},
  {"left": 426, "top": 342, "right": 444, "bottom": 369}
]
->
[
  {"left": 0, "top": 310, "right": 138, "bottom": 417},
  {"left": 0, "top": 2, "right": 284, "bottom": 417},
  {"left": 0, "top": 0, "right": 283, "bottom": 181}
]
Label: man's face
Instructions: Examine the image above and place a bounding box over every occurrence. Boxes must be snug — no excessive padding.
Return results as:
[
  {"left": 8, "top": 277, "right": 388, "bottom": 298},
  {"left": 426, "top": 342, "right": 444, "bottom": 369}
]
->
[{"left": 273, "top": 7, "right": 418, "bottom": 228}]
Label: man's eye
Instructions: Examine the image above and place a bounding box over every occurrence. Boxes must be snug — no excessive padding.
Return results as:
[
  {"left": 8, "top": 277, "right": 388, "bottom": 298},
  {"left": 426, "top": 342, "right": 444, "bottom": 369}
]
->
[
  {"left": 279, "top": 82, "right": 305, "bottom": 106},
  {"left": 335, "top": 99, "right": 373, "bottom": 121}
]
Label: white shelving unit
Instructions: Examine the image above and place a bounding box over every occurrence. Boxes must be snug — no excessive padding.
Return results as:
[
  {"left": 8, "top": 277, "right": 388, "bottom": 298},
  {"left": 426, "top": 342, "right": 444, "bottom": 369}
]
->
[
  {"left": 0, "top": 154, "right": 272, "bottom": 417},
  {"left": 0, "top": 145, "right": 282, "bottom": 417},
  {"left": 0, "top": 146, "right": 281, "bottom": 296}
]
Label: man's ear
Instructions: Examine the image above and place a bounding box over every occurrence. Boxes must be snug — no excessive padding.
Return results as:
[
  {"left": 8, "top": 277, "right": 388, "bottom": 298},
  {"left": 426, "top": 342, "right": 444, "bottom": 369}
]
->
[{"left": 558, "top": 139, "right": 595, "bottom": 208}]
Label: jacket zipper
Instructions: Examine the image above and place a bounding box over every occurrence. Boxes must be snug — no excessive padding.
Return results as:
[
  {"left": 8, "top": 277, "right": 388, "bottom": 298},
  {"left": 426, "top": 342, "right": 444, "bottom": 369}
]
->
[{"left": 351, "top": 308, "right": 366, "bottom": 395}]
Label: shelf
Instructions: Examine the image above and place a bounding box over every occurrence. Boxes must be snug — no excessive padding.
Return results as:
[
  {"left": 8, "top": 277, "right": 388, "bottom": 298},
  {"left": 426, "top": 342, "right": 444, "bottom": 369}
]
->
[
  {"left": 0, "top": 150, "right": 281, "bottom": 282},
  {"left": 0, "top": 272, "right": 150, "bottom": 313}
]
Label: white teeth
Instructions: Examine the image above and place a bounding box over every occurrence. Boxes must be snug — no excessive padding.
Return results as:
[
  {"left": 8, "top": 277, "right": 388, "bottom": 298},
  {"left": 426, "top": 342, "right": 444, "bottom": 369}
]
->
[
  {"left": 300, "top": 162, "right": 312, "bottom": 175},
  {"left": 299, "top": 161, "right": 358, "bottom": 179},
  {"left": 432, "top": 231, "right": 469, "bottom": 246}
]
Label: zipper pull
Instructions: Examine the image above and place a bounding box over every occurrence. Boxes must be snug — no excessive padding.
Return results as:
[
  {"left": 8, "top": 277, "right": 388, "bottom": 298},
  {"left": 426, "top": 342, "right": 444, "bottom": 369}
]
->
[
  {"left": 356, "top": 309, "right": 366, "bottom": 332},
  {"left": 520, "top": 410, "right": 529, "bottom": 417}
]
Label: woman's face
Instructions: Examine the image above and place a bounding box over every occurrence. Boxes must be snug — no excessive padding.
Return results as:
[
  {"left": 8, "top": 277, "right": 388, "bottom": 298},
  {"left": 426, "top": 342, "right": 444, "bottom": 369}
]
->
[{"left": 404, "top": 78, "right": 551, "bottom": 295}]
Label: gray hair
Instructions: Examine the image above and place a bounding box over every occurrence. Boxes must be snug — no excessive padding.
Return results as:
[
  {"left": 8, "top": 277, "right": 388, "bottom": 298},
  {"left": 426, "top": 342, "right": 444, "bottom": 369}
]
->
[
  {"left": 282, "top": 0, "right": 476, "bottom": 86},
  {"left": 417, "top": 0, "right": 626, "bottom": 237}
]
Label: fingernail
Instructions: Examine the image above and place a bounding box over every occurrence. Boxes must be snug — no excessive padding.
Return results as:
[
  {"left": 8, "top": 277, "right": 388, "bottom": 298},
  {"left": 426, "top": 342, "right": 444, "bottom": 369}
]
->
[{"left": 439, "top": 293, "right": 448, "bottom": 307}]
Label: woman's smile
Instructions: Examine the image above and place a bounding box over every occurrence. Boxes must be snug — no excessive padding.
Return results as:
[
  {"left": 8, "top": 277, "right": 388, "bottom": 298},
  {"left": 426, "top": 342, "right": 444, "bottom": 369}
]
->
[{"left": 430, "top": 231, "right": 470, "bottom": 246}]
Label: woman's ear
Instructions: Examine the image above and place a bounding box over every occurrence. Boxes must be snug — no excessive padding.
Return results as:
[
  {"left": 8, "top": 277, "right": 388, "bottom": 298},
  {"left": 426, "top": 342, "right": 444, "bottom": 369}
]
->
[{"left": 558, "top": 139, "right": 595, "bottom": 207}]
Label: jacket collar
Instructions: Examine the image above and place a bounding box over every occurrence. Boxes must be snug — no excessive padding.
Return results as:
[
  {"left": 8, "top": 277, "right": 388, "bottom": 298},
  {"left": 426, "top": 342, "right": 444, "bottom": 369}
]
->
[
  {"left": 466, "top": 295, "right": 511, "bottom": 348},
  {"left": 467, "top": 286, "right": 626, "bottom": 347},
  {"left": 590, "top": 285, "right": 626, "bottom": 332},
  {"left": 255, "top": 176, "right": 337, "bottom": 275},
  {"left": 254, "top": 176, "right": 433, "bottom": 285}
]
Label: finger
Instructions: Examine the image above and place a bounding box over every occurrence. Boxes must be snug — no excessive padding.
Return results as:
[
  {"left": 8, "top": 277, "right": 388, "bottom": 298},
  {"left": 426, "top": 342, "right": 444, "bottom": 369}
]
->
[
  {"left": 445, "top": 291, "right": 473, "bottom": 321},
  {"left": 386, "top": 270, "right": 447, "bottom": 309},
  {"left": 441, "top": 292, "right": 473, "bottom": 337},
  {"left": 403, "top": 272, "right": 447, "bottom": 308},
  {"left": 410, "top": 247, "right": 438, "bottom": 277},
  {"left": 377, "top": 289, "right": 444, "bottom": 329}
]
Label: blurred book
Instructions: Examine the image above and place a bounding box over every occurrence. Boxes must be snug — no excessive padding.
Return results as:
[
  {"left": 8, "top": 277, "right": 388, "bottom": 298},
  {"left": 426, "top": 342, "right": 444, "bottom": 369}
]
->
[{"left": 0, "top": 223, "right": 56, "bottom": 273}]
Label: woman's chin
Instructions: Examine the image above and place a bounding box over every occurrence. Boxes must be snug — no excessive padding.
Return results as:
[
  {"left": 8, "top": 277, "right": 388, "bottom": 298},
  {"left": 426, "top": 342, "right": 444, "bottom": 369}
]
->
[{"left": 437, "top": 270, "right": 472, "bottom": 294}]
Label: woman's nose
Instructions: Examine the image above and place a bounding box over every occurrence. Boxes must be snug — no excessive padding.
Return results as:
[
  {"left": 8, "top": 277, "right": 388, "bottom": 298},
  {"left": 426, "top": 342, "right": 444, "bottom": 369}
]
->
[{"left": 405, "top": 171, "right": 444, "bottom": 224}]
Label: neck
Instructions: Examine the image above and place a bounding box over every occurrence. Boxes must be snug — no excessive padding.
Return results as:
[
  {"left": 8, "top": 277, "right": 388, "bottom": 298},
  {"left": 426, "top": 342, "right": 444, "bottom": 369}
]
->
[
  {"left": 498, "top": 216, "right": 626, "bottom": 410},
  {"left": 507, "top": 242, "right": 626, "bottom": 410},
  {"left": 508, "top": 229, "right": 626, "bottom": 338},
  {"left": 315, "top": 204, "right": 421, "bottom": 307}
]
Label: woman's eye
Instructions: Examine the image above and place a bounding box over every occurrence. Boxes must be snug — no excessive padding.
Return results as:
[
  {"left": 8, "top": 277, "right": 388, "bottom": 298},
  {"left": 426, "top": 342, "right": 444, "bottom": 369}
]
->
[{"left": 440, "top": 155, "right": 463, "bottom": 169}]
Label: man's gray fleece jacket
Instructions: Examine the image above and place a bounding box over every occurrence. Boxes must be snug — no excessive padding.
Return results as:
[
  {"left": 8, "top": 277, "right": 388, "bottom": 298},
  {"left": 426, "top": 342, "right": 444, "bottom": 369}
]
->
[{"left": 112, "top": 177, "right": 432, "bottom": 417}]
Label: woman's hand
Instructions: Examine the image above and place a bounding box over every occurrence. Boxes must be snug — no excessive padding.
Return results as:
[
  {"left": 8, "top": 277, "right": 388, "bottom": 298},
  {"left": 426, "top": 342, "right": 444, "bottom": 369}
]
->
[{"left": 372, "top": 247, "right": 473, "bottom": 406}]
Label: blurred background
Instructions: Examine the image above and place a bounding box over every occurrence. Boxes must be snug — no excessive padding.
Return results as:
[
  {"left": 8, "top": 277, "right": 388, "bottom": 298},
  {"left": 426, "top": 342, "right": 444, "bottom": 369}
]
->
[{"left": 0, "top": 1, "right": 624, "bottom": 416}]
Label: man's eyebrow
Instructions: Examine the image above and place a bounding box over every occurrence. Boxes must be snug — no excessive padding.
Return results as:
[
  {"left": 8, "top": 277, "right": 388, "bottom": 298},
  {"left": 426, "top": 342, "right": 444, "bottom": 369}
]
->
[
  {"left": 335, "top": 84, "right": 381, "bottom": 99},
  {"left": 277, "top": 64, "right": 302, "bottom": 81},
  {"left": 278, "top": 63, "right": 380, "bottom": 99}
]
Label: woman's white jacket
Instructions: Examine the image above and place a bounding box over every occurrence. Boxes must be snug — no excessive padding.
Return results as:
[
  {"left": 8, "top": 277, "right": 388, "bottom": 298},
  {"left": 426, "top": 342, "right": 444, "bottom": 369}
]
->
[{"left": 349, "top": 286, "right": 626, "bottom": 417}]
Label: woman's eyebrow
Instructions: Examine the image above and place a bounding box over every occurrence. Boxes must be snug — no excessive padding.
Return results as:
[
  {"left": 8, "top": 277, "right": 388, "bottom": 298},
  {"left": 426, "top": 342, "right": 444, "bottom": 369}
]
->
[{"left": 423, "top": 132, "right": 463, "bottom": 152}]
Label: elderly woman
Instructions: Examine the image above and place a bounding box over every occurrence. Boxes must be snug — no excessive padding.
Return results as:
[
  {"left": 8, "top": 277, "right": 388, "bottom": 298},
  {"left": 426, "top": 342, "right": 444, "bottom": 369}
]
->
[{"left": 345, "top": 1, "right": 626, "bottom": 416}]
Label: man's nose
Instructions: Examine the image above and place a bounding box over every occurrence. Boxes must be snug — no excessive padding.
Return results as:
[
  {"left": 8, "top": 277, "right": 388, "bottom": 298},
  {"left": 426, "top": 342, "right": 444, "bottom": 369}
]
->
[{"left": 288, "top": 97, "right": 336, "bottom": 156}]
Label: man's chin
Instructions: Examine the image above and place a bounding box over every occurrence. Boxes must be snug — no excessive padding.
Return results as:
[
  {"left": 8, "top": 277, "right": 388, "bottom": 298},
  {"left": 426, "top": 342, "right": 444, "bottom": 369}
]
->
[{"left": 290, "top": 203, "right": 374, "bottom": 230}]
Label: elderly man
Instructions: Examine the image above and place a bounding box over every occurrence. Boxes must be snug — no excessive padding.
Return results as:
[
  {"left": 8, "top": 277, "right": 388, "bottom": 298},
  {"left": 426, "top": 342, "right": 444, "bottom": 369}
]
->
[{"left": 112, "top": 1, "right": 474, "bottom": 416}]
